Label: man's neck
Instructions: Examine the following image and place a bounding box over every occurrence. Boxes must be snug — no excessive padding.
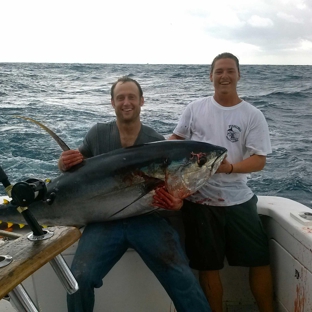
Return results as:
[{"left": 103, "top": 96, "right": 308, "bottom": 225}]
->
[
  {"left": 213, "top": 93, "right": 241, "bottom": 107},
  {"left": 116, "top": 119, "right": 142, "bottom": 147}
]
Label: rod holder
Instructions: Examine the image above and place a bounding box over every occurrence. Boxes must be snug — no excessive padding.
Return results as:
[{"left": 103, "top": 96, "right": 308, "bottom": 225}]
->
[
  {"left": 8, "top": 284, "right": 39, "bottom": 312},
  {"left": 15, "top": 208, "right": 78, "bottom": 295},
  {"left": 18, "top": 206, "right": 46, "bottom": 237},
  {"left": 0, "top": 255, "right": 13, "bottom": 268},
  {"left": 50, "top": 254, "right": 79, "bottom": 294},
  {"left": 0, "top": 165, "right": 79, "bottom": 295}
]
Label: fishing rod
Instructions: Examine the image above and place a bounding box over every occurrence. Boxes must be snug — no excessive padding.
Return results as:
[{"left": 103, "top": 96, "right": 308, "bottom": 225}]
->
[
  {"left": 0, "top": 164, "right": 78, "bottom": 311},
  {"left": 0, "top": 165, "right": 46, "bottom": 236}
]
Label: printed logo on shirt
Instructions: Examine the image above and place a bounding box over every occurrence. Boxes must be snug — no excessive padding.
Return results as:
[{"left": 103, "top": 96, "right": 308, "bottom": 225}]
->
[{"left": 226, "top": 125, "right": 241, "bottom": 142}]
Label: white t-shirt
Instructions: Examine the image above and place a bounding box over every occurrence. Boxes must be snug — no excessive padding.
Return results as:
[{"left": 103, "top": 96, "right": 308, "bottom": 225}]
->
[{"left": 173, "top": 96, "right": 272, "bottom": 206}]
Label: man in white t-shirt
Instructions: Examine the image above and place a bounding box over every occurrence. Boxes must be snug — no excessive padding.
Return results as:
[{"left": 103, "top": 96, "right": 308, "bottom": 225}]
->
[{"left": 153, "top": 52, "right": 274, "bottom": 312}]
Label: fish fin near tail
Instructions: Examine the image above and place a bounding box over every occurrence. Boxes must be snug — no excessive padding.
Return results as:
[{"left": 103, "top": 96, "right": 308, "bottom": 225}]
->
[{"left": 16, "top": 116, "right": 70, "bottom": 152}]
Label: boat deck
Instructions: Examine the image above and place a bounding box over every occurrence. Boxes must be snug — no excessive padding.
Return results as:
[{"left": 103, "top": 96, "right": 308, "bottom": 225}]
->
[{"left": 1, "top": 196, "right": 312, "bottom": 311}]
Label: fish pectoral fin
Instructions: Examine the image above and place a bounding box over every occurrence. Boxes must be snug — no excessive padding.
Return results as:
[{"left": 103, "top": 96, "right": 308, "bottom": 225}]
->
[
  {"left": 109, "top": 179, "right": 164, "bottom": 218},
  {"left": 142, "top": 177, "right": 165, "bottom": 193},
  {"left": 108, "top": 195, "right": 146, "bottom": 218}
]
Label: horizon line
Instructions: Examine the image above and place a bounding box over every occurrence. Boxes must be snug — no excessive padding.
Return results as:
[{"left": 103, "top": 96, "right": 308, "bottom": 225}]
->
[{"left": 1, "top": 61, "right": 311, "bottom": 66}]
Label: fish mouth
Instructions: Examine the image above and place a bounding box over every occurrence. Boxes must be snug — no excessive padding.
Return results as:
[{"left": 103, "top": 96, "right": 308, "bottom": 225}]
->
[{"left": 210, "top": 151, "right": 227, "bottom": 175}]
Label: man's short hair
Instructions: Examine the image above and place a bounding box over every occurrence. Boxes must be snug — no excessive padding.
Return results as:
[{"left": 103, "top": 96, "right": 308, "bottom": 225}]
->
[
  {"left": 111, "top": 76, "right": 143, "bottom": 98},
  {"left": 210, "top": 52, "right": 240, "bottom": 75}
]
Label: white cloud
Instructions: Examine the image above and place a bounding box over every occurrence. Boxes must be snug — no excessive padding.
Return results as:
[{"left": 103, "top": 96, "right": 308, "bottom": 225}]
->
[
  {"left": 277, "top": 12, "right": 303, "bottom": 23},
  {"left": 278, "top": 0, "right": 307, "bottom": 10},
  {"left": 297, "top": 39, "right": 312, "bottom": 50},
  {"left": 247, "top": 15, "right": 274, "bottom": 28},
  {"left": 0, "top": 0, "right": 312, "bottom": 64}
]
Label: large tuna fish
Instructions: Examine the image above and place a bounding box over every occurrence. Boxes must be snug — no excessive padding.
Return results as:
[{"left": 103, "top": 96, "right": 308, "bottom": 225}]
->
[{"left": 0, "top": 119, "right": 227, "bottom": 226}]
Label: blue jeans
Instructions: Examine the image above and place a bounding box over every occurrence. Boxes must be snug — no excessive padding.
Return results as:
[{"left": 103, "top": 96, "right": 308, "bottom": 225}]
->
[{"left": 67, "top": 213, "right": 211, "bottom": 312}]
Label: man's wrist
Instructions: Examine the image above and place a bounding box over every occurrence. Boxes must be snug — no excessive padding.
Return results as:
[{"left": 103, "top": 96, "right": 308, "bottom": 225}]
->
[{"left": 226, "top": 164, "right": 234, "bottom": 174}]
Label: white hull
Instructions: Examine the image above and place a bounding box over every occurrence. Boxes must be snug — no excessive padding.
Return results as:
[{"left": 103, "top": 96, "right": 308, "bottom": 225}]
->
[
  {"left": 1, "top": 195, "right": 312, "bottom": 311},
  {"left": 258, "top": 196, "right": 312, "bottom": 311}
]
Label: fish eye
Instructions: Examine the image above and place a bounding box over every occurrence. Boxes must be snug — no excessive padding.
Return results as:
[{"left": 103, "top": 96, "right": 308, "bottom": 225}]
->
[
  {"left": 191, "top": 152, "right": 207, "bottom": 167},
  {"left": 198, "top": 155, "right": 207, "bottom": 167}
]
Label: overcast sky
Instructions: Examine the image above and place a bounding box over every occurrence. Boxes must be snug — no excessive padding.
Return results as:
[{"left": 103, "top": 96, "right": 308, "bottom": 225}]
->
[{"left": 1, "top": 0, "right": 312, "bottom": 65}]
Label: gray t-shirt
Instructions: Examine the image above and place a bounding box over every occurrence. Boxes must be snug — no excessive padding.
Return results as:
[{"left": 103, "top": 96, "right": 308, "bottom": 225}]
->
[{"left": 79, "top": 121, "right": 164, "bottom": 157}]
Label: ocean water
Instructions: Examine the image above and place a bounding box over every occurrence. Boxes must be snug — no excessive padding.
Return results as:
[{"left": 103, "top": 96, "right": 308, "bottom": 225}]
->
[{"left": 0, "top": 63, "right": 311, "bottom": 209}]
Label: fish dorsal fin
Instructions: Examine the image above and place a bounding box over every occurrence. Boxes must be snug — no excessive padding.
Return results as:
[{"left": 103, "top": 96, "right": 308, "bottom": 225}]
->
[{"left": 16, "top": 116, "right": 70, "bottom": 151}]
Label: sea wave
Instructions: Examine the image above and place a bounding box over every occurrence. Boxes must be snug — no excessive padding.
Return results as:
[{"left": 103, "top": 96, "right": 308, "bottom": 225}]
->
[{"left": 0, "top": 63, "right": 311, "bottom": 209}]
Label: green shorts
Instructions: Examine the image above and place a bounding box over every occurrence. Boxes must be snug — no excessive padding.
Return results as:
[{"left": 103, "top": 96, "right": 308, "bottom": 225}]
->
[{"left": 181, "top": 195, "right": 270, "bottom": 271}]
